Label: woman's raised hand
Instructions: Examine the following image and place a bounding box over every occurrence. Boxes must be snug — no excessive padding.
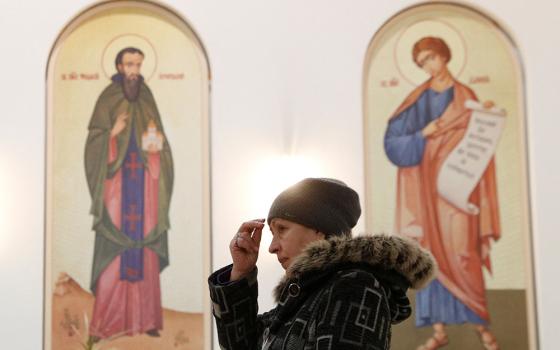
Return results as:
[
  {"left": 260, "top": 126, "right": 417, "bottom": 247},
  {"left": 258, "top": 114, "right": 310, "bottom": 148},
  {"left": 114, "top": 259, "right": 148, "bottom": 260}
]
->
[{"left": 229, "top": 219, "right": 265, "bottom": 281}]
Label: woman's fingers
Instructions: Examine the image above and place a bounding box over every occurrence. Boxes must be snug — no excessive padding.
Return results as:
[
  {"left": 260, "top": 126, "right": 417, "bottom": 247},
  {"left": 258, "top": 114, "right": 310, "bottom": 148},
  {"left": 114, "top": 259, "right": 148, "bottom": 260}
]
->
[
  {"left": 252, "top": 224, "right": 263, "bottom": 246},
  {"left": 236, "top": 235, "right": 259, "bottom": 253},
  {"left": 235, "top": 219, "right": 265, "bottom": 249},
  {"left": 237, "top": 219, "right": 265, "bottom": 235},
  {"left": 230, "top": 219, "right": 265, "bottom": 259}
]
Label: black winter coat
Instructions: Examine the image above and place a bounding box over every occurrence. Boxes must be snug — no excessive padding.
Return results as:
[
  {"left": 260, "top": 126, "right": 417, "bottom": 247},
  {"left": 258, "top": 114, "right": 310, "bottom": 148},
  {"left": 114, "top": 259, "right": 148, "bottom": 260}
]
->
[{"left": 208, "top": 235, "right": 436, "bottom": 350}]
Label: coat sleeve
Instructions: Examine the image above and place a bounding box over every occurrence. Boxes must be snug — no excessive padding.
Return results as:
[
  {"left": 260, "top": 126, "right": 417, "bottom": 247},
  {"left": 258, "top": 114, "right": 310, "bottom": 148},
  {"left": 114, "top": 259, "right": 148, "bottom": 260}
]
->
[
  {"left": 314, "top": 270, "right": 393, "bottom": 349},
  {"left": 208, "top": 265, "right": 274, "bottom": 350}
]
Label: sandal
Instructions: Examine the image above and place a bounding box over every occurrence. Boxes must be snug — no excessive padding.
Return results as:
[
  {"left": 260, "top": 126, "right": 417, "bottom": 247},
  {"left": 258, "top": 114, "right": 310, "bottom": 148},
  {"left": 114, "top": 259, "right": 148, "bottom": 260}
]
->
[
  {"left": 416, "top": 331, "right": 449, "bottom": 350},
  {"left": 477, "top": 326, "right": 499, "bottom": 350}
]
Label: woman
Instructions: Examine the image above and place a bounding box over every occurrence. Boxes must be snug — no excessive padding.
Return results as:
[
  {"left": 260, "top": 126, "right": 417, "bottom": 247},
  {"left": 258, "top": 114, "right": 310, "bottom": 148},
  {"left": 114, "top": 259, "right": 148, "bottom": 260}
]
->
[
  {"left": 208, "top": 178, "right": 436, "bottom": 349},
  {"left": 384, "top": 37, "right": 501, "bottom": 350}
]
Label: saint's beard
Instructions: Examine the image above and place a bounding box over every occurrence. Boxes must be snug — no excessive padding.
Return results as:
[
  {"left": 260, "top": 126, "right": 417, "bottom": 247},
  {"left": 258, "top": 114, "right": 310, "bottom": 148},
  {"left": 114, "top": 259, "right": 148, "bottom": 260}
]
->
[{"left": 122, "top": 76, "right": 141, "bottom": 101}]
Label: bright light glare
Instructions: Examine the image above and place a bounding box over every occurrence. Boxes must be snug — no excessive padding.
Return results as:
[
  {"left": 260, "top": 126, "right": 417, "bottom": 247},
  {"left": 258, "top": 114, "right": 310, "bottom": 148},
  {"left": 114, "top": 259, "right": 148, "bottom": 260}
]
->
[{"left": 249, "top": 154, "right": 323, "bottom": 224}]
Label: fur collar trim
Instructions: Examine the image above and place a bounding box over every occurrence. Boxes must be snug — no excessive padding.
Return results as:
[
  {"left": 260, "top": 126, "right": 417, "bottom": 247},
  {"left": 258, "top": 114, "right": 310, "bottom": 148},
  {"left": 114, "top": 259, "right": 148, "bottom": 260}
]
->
[{"left": 274, "top": 234, "right": 436, "bottom": 301}]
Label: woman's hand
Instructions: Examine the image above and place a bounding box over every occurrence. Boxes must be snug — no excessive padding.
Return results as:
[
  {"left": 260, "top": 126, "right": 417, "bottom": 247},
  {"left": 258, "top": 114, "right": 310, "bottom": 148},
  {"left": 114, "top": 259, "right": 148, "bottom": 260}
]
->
[{"left": 230, "top": 219, "right": 265, "bottom": 281}]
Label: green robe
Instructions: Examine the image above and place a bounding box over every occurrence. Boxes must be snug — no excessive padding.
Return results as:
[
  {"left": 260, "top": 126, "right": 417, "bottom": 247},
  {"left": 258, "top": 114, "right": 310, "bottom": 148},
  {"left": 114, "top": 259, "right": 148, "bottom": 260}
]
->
[{"left": 85, "top": 80, "right": 174, "bottom": 292}]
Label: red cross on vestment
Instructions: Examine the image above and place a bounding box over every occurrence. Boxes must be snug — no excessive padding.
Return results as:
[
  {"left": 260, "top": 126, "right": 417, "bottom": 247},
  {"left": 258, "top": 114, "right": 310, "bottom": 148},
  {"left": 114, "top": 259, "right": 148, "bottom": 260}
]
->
[
  {"left": 126, "top": 267, "right": 140, "bottom": 277},
  {"left": 125, "top": 152, "right": 143, "bottom": 180},
  {"left": 124, "top": 203, "right": 141, "bottom": 232}
]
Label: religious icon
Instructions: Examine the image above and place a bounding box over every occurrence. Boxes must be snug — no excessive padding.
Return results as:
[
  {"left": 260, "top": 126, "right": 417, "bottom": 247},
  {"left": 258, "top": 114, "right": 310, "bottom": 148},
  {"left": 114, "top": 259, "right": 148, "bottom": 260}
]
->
[
  {"left": 45, "top": 2, "right": 211, "bottom": 349},
  {"left": 384, "top": 35, "right": 502, "bottom": 349},
  {"left": 363, "top": 3, "right": 537, "bottom": 350},
  {"left": 84, "top": 45, "right": 174, "bottom": 344}
]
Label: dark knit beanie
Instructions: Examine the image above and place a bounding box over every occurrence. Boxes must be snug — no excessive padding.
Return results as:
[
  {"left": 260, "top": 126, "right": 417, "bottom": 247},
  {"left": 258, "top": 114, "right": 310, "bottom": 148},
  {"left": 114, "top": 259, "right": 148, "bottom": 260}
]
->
[{"left": 267, "top": 178, "right": 361, "bottom": 237}]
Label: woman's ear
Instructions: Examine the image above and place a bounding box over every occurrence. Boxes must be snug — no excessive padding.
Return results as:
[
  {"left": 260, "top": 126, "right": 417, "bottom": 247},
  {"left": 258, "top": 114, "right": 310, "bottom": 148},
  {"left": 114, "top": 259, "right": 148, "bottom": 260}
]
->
[{"left": 315, "top": 230, "right": 326, "bottom": 239}]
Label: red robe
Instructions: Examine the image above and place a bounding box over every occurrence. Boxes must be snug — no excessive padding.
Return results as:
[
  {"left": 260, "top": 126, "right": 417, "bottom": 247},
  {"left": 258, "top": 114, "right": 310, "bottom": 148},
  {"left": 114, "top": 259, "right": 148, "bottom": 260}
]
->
[
  {"left": 392, "top": 80, "right": 501, "bottom": 320},
  {"left": 89, "top": 136, "right": 163, "bottom": 338}
]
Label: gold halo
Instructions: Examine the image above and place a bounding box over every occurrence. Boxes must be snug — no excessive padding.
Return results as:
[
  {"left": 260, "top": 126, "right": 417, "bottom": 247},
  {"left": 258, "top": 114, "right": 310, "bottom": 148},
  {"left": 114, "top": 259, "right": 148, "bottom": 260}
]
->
[
  {"left": 394, "top": 19, "right": 467, "bottom": 86},
  {"left": 101, "top": 33, "right": 157, "bottom": 81}
]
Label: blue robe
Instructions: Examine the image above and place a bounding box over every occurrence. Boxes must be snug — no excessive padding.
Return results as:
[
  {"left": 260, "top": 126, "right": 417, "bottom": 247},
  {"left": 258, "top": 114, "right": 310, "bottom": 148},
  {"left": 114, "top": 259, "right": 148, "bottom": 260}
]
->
[
  {"left": 385, "top": 87, "right": 453, "bottom": 167},
  {"left": 120, "top": 123, "right": 145, "bottom": 282}
]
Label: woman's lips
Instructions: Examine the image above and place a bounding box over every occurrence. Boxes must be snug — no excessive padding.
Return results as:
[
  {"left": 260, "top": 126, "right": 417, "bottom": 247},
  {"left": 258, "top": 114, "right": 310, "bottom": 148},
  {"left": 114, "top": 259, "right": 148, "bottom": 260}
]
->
[{"left": 278, "top": 257, "right": 288, "bottom": 266}]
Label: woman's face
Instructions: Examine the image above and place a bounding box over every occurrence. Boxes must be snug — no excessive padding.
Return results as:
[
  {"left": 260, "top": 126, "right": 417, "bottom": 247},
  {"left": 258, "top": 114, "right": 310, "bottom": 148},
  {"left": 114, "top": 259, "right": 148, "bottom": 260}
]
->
[
  {"left": 268, "top": 218, "right": 325, "bottom": 270},
  {"left": 416, "top": 50, "right": 446, "bottom": 77}
]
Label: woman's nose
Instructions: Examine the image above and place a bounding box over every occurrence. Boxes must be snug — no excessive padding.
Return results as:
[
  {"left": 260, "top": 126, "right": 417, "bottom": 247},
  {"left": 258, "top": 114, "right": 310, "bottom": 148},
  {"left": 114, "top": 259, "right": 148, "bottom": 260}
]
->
[{"left": 269, "top": 239, "right": 279, "bottom": 254}]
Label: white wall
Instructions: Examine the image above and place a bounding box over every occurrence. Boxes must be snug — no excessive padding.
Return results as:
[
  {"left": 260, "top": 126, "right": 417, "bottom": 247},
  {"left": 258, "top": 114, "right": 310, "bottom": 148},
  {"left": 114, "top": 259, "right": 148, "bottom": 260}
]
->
[{"left": 0, "top": 0, "right": 558, "bottom": 349}]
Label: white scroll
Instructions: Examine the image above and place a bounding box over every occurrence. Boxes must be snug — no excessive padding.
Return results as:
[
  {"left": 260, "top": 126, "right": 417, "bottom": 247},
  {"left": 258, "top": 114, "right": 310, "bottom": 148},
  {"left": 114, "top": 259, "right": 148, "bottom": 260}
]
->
[{"left": 436, "top": 100, "right": 506, "bottom": 214}]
